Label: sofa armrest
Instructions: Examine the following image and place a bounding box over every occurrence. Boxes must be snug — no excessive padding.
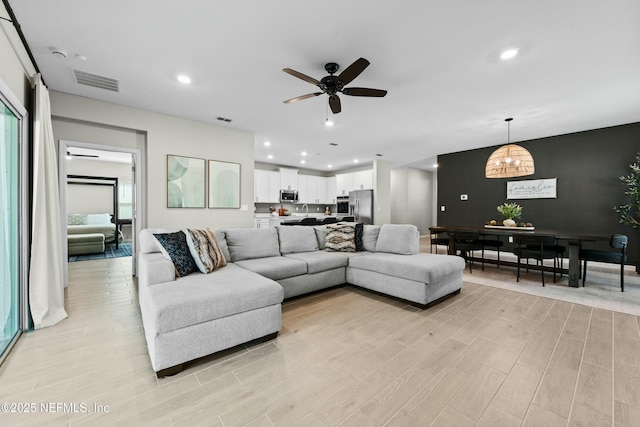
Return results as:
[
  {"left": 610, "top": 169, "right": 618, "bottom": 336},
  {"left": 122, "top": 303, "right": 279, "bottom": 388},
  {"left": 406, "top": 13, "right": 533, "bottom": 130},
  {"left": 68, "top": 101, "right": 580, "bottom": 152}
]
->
[{"left": 138, "top": 252, "right": 175, "bottom": 287}]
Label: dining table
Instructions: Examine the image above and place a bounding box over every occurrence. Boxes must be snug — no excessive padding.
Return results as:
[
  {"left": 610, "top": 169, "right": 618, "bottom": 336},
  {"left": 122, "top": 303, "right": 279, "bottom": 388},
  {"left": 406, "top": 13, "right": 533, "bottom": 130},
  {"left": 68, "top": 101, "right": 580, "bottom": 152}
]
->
[{"left": 430, "top": 225, "right": 611, "bottom": 287}]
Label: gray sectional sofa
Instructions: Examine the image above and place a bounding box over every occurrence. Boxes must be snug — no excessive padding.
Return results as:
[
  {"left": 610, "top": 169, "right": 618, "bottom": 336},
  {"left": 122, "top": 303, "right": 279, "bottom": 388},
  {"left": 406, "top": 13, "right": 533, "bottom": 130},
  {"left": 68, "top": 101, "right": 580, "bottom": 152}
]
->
[{"left": 138, "top": 224, "right": 464, "bottom": 377}]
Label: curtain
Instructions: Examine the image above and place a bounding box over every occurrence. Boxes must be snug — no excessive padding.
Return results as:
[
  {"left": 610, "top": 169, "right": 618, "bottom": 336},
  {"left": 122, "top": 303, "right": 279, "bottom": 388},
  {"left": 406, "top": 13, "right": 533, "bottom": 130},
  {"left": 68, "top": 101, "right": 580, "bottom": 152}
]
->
[{"left": 29, "top": 74, "right": 68, "bottom": 329}]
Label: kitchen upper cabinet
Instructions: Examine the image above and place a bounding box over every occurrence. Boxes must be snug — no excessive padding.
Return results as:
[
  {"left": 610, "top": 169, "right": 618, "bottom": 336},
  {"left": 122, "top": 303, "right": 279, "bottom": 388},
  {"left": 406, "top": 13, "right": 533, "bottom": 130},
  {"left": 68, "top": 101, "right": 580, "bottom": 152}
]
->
[
  {"left": 254, "top": 170, "right": 281, "bottom": 203},
  {"left": 279, "top": 168, "right": 298, "bottom": 191},
  {"left": 297, "top": 174, "right": 309, "bottom": 203},
  {"left": 325, "top": 176, "right": 337, "bottom": 204},
  {"left": 336, "top": 173, "right": 353, "bottom": 196},
  {"left": 314, "top": 177, "right": 327, "bottom": 205},
  {"left": 335, "top": 170, "right": 373, "bottom": 195},
  {"left": 353, "top": 170, "right": 373, "bottom": 190}
]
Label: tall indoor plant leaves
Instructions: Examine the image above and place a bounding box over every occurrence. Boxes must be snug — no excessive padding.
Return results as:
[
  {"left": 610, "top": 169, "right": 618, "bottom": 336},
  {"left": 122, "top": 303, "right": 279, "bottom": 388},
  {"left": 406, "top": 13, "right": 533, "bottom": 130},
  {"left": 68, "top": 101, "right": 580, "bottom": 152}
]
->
[{"left": 614, "top": 153, "right": 640, "bottom": 228}]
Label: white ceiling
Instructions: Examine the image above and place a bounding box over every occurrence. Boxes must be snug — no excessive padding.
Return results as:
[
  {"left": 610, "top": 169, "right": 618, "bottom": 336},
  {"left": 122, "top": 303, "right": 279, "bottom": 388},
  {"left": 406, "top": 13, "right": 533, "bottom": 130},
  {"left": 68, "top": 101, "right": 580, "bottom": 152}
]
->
[{"left": 9, "top": 0, "right": 640, "bottom": 172}]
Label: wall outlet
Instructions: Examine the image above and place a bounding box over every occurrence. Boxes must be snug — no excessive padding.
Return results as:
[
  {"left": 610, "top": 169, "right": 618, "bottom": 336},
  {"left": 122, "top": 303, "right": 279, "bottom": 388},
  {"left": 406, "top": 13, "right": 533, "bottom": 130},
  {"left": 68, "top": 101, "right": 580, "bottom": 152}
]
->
[
  {"left": 440, "top": 205, "right": 446, "bottom": 212},
  {"left": 460, "top": 194, "right": 468, "bottom": 201},
  {"left": 509, "top": 236, "right": 514, "bottom": 243},
  {"left": 240, "top": 205, "right": 248, "bottom": 211}
]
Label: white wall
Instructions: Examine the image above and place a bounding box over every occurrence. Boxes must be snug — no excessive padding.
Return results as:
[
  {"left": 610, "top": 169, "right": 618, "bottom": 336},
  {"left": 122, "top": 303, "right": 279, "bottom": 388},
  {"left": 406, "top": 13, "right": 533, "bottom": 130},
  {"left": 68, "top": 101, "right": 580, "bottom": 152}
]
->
[
  {"left": 390, "top": 167, "right": 434, "bottom": 235},
  {"left": 50, "top": 91, "right": 255, "bottom": 229},
  {"left": 373, "top": 160, "right": 391, "bottom": 225},
  {"left": 66, "top": 158, "right": 132, "bottom": 215}
]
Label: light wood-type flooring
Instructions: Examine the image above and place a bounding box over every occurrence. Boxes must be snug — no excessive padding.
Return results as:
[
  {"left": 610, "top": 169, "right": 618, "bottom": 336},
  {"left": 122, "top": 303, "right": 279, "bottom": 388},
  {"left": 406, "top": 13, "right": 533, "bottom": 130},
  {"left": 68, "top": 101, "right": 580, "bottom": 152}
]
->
[{"left": 2, "top": 247, "right": 640, "bottom": 426}]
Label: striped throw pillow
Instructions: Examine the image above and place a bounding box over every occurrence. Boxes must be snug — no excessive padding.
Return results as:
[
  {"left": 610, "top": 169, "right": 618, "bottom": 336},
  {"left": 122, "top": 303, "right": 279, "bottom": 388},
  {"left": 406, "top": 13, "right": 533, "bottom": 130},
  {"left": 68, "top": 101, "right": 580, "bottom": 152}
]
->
[{"left": 184, "top": 229, "right": 227, "bottom": 273}]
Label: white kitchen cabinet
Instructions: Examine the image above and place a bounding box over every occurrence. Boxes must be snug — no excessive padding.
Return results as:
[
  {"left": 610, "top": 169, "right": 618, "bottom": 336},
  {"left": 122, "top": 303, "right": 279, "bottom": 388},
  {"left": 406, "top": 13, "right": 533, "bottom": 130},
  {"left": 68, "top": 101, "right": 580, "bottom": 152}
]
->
[
  {"left": 254, "top": 170, "right": 281, "bottom": 203},
  {"left": 268, "top": 171, "right": 281, "bottom": 202},
  {"left": 325, "top": 176, "right": 337, "bottom": 204},
  {"left": 297, "top": 174, "right": 309, "bottom": 203},
  {"left": 315, "top": 177, "right": 327, "bottom": 205},
  {"left": 336, "top": 173, "right": 353, "bottom": 196},
  {"left": 279, "top": 168, "right": 298, "bottom": 191},
  {"left": 353, "top": 170, "right": 373, "bottom": 190},
  {"left": 253, "top": 218, "right": 269, "bottom": 228}
]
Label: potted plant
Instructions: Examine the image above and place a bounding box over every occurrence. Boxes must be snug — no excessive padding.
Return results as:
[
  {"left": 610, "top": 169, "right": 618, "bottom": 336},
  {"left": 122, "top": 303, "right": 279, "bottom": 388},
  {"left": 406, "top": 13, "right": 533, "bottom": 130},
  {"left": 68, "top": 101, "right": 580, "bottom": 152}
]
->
[
  {"left": 497, "top": 202, "right": 522, "bottom": 227},
  {"left": 614, "top": 153, "right": 639, "bottom": 272}
]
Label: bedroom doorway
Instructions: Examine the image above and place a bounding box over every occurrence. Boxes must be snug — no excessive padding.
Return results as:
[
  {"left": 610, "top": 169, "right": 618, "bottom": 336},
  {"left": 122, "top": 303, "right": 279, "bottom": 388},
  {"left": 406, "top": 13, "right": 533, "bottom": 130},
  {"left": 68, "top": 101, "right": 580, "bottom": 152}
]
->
[{"left": 59, "top": 141, "right": 143, "bottom": 283}]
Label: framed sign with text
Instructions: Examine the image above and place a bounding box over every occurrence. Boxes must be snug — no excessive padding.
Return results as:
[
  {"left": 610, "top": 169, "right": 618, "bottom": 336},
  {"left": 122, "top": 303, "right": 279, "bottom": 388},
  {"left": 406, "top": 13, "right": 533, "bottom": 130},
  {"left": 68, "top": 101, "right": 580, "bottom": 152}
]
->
[{"left": 507, "top": 178, "right": 557, "bottom": 200}]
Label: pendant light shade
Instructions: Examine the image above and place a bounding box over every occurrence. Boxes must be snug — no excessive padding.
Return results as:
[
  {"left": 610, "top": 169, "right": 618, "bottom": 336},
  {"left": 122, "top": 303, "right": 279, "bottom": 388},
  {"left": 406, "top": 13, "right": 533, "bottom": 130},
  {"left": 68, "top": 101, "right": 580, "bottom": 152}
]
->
[{"left": 485, "top": 118, "right": 535, "bottom": 179}]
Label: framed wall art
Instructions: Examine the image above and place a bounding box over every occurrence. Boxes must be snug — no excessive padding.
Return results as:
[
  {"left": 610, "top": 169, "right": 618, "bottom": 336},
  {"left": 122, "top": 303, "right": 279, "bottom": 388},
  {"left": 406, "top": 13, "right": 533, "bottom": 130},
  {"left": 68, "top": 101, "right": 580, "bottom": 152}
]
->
[
  {"left": 166, "top": 155, "right": 206, "bottom": 208},
  {"left": 208, "top": 160, "right": 240, "bottom": 209},
  {"left": 507, "top": 178, "right": 557, "bottom": 200}
]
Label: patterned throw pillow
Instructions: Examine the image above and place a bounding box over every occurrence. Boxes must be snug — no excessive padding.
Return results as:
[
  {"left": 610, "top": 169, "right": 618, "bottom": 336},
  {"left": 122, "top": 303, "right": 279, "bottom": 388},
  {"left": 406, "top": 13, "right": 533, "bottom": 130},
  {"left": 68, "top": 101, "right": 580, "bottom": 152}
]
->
[
  {"left": 153, "top": 231, "right": 198, "bottom": 277},
  {"left": 325, "top": 223, "right": 356, "bottom": 252},
  {"left": 184, "top": 229, "right": 227, "bottom": 273},
  {"left": 68, "top": 213, "right": 88, "bottom": 225}
]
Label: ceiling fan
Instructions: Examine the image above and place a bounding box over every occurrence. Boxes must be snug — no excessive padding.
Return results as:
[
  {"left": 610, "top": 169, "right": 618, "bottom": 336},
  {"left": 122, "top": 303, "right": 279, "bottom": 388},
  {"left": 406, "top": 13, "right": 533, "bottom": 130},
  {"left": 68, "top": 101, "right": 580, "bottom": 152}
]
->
[{"left": 283, "top": 57, "right": 387, "bottom": 114}]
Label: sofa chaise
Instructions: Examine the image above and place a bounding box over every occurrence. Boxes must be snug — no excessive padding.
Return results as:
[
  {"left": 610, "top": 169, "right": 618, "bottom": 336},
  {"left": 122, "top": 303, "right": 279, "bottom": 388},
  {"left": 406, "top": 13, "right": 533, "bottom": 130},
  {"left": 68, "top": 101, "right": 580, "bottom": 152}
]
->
[{"left": 138, "top": 224, "right": 464, "bottom": 377}]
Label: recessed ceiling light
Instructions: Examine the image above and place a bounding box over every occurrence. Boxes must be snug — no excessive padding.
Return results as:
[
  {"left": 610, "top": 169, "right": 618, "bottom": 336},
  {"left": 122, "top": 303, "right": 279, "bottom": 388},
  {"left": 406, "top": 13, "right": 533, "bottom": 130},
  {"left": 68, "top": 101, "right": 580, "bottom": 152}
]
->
[
  {"left": 300, "top": 159, "right": 306, "bottom": 164},
  {"left": 301, "top": 151, "right": 307, "bottom": 156},
  {"left": 433, "top": 163, "right": 439, "bottom": 168},
  {"left": 177, "top": 74, "right": 191, "bottom": 84},
  {"left": 353, "top": 159, "right": 359, "bottom": 164},
  {"left": 264, "top": 141, "right": 271, "bottom": 147},
  {"left": 500, "top": 48, "right": 519, "bottom": 60},
  {"left": 327, "top": 164, "right": 332, "bottom": 168},
  {"left": 325, "top": 118, "right": 334, "bottom": 127},
  {"left": 267, "top": 154, "right": 273, "bottom": 159}
]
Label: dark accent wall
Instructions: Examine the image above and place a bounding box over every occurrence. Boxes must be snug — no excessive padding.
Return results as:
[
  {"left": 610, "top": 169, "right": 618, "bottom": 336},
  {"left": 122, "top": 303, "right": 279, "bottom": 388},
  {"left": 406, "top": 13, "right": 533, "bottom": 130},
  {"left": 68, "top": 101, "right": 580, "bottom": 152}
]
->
[{"left": 437, "top": 122, "right": 640, "bottom": 270}]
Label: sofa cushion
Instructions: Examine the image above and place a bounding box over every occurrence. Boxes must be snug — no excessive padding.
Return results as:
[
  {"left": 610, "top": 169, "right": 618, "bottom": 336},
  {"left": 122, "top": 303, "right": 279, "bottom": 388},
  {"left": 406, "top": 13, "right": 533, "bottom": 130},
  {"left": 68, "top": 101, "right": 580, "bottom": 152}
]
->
[
  {"left": 234, "top": 256, "right": 307, "bottom": 281},
  {"left": 363, "top": 225, "right": 380, "bottom": 252},
  {"left": 225, "top": 228, "right": 280, "bottom": 262},
  {"left": 375, "top": 224, "right": 419, "bottom": 255},
  {"left": 184, "top": 229, "right": 227, "bottom": 273},
  {"left": 144, "top": 263, "right": 283, "bottom": 333},
  {"left": 277, "top": 226, "right": 319, "bottom": 254},
  {"left": 325, "top": 223, "right": 356, "bottom": 252},
  {"left": 154, "top": 231, "right": 199, "bottom": 277},
  {"left": 348, "top": 253, "right": 464, "bottom": 284},
  {"left": 284, "top": 251, "right": 349, "bottom": 274},
  {"left": 314, "top": 226, "right": 327, "bottom": 249}
]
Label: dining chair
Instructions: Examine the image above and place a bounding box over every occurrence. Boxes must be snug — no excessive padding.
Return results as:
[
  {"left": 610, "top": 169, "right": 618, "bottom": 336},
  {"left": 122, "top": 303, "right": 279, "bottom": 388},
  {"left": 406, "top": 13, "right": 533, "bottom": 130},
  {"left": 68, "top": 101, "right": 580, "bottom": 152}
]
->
[
  {"left": 580, "top": 234, "right": 628, "bottom": 291},
  {"left": 479, "top": 234, "right": 504, "bottom": 267},
  {"left": 449, "top": 230, "right": 483, "bottom": 273},
  {"left": 320, "top": 217, "right": 338, "bottom": 225},
  {"left": 512, "top": 234, "right": 562, "bottom": 286},
  {"left": 429, "top": 228, "right": 449, "bottom": 254}
]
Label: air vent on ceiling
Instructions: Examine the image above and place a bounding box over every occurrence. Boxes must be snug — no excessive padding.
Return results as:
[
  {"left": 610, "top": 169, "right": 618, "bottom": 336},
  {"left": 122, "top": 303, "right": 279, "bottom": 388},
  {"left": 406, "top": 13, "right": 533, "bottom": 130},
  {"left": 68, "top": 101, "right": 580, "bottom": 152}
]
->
[
  {"left": 72, "top": 69, "right": 119, "bottom": 92},
  {"left": 329, "top": 143, "right": 339, "bottom": 146},
  {"left": 217, "top": 116, "right": 232, "bottom": 123}
]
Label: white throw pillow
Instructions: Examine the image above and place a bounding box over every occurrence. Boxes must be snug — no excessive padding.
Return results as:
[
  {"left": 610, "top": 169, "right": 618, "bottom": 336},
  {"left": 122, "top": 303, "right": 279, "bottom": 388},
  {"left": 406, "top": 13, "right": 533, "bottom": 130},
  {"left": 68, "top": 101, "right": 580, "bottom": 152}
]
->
[{"left": 86, "top": 213, "right": 112, "bottom": 225}]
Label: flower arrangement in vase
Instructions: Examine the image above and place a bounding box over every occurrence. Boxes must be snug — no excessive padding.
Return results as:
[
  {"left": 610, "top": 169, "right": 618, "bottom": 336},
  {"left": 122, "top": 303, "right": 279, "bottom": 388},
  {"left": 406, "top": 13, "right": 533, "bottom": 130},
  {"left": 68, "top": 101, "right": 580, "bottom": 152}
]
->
[{"left": 496, "top": 202, "right": 522, "bottom": 227}]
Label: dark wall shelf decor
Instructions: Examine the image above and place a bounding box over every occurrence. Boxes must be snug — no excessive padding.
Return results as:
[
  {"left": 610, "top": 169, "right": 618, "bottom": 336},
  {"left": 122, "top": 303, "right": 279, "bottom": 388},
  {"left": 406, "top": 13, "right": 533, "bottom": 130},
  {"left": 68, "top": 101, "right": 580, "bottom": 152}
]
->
[{"left": 437, "top": 122, "right": 640, "bottom": 270}]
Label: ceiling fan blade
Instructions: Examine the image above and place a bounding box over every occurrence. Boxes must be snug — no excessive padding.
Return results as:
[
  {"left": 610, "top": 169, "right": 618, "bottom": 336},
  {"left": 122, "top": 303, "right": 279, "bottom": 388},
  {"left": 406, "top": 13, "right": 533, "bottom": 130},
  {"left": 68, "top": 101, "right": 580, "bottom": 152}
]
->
[
  {"left": 342, "top": 87, "right": 387, "bottom": 97},
  {"left": 282, "top": 68, "right": 320, "bottom": 85},
  {"left": 329, "top": 94, "right": 341, "bottom": 114},
  {"left": 337, "top": 58, "right": 370, "bottom": 85},
  {"left": 283, "top": 92, "right": 322, "bottom": 104}
]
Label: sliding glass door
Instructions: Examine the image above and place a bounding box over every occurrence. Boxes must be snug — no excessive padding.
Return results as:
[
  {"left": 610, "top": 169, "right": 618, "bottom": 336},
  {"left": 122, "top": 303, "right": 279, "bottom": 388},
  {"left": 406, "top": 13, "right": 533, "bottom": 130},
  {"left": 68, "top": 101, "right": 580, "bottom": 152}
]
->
[{"left": 0, "top": 80, "right": 26, "bottom": 364}]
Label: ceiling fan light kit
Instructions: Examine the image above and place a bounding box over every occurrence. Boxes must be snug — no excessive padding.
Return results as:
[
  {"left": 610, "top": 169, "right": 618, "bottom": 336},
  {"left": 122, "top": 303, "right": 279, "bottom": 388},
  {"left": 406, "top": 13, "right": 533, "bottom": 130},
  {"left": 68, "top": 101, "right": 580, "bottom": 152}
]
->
[
  {"left": 283, "top": 57, "right": 387, "bottom": 114},
  {"left": 485, "top": 118, "right": 535, "bottom": 179}
]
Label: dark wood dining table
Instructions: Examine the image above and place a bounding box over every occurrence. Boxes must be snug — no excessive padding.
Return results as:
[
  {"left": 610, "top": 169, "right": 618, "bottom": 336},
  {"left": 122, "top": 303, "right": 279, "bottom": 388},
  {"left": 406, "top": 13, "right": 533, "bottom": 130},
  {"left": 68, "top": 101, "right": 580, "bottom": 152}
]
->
[{"left": 430, "top": 225, "right": 610, "bottom": 287}]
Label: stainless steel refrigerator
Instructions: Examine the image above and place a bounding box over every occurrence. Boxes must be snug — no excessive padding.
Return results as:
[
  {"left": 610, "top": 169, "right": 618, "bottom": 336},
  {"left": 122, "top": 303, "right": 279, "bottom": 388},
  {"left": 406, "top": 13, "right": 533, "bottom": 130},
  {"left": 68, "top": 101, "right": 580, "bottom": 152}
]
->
[{"left": 348, "top": 189, "right": 374, "bottom": 224}]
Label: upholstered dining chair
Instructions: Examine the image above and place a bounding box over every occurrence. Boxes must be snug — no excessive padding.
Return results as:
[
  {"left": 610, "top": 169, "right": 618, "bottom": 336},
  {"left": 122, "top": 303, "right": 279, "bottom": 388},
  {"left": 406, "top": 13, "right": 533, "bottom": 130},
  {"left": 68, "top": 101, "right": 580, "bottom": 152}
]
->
[
  {"left": 429, "top": 228, "right": 449, "bottom": 254},
  {"left": 580, "top": 234, "right": 628, "bottom": 291},
  {"left": 449, "top": 230, "right": 483, "bottom": 273},
  {"left": 512, "top": 234, "right": 563, "bottom": 286}
]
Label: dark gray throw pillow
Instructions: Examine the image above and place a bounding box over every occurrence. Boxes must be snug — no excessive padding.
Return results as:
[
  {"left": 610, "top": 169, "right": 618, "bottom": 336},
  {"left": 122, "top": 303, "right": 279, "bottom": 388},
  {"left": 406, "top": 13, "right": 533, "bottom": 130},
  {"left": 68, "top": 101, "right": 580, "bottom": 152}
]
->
[{"left": 153, "top": 231, "right": 198, "bottom": 277}]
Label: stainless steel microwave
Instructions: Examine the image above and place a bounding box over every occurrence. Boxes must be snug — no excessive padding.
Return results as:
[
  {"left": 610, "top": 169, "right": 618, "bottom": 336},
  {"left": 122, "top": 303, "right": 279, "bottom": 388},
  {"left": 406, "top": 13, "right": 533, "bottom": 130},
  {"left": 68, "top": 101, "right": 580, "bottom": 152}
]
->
[{"left": 280, "top": 190, "right": 298, "bottom": 203}]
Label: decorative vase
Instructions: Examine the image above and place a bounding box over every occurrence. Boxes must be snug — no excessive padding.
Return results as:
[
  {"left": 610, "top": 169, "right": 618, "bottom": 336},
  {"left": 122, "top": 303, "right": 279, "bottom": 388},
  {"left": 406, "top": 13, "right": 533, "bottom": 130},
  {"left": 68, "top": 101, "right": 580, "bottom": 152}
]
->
[{"left": 503, "top": 219, "right": 516, "bottom": 227}]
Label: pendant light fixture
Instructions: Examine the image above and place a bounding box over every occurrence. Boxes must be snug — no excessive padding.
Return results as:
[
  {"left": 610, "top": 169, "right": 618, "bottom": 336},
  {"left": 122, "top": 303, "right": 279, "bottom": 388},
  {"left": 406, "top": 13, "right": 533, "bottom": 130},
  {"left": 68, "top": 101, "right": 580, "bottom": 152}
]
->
[{"left": 485, "top": 118, "right": 535, "bottom": 178}]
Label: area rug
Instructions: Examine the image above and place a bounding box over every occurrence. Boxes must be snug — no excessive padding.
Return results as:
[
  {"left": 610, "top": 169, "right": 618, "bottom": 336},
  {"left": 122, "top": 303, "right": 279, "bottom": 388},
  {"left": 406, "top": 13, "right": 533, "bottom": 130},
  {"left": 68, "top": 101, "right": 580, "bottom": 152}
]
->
[
  {"left": 68, "top": 242, "right": 132, "bottom": 262},
  {"left": 462, "top": 254, "right": 640, "bottom": 316}
]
